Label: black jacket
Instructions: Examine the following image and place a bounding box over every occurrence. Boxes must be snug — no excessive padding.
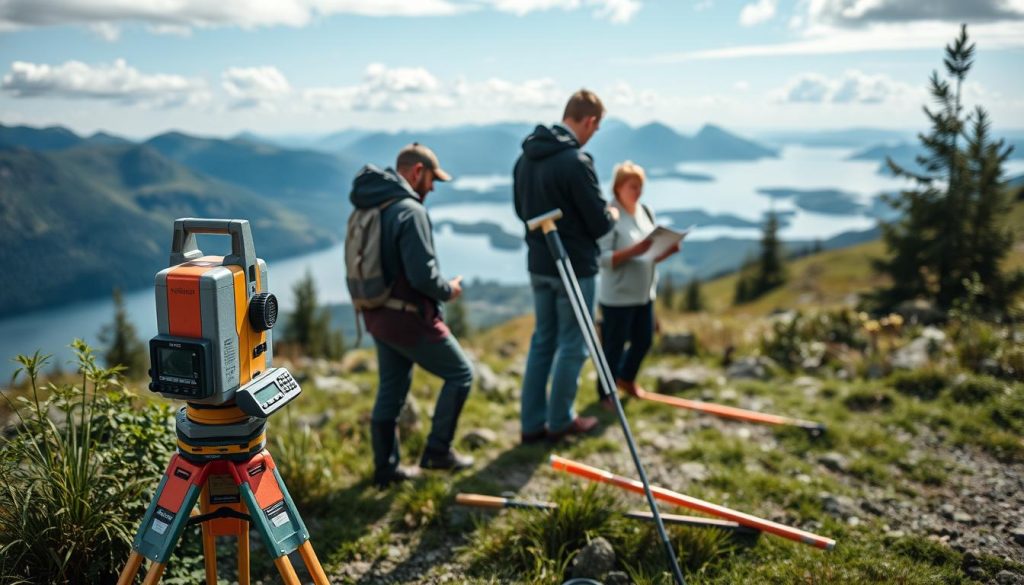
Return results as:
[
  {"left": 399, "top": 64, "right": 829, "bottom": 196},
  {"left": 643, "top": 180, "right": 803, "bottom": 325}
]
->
[
  {"left": 349, "top": 165, "right": 452, "bottom": 304},
  {"left": 513, "top": 125, "right": 615, "bottom": 278}
]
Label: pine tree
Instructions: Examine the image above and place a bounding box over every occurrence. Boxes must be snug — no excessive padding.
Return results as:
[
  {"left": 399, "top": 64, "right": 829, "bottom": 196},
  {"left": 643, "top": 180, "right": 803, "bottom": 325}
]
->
[
  {"left": 98, "top": 287, "right": 146, "bottom": 378},
  {"left": 285, "top": 270, "right": 345, "bottom": 359},
  {"left": 875, "top": 25, "right": 1021, "bottom": 311},
  {"left": 755, "top": 210, "right": 786, "bottom": 295},
  {"left": 733, "top": 272, "right": 749, "bottom": 305},
  {"left": 684, "top": 278, "right": 703, "bottom": 312}
]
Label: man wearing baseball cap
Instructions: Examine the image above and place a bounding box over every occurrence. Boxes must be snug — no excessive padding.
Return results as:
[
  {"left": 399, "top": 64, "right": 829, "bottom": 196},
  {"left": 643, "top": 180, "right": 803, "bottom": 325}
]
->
[{"left": 347, "top": 143, "right": 474, "bottom": 488}]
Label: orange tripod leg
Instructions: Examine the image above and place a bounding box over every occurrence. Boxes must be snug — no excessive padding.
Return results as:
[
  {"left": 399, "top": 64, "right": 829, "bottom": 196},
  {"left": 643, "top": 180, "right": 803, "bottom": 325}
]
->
[
  {"left": 274, "top": 556, "right": 302, "bottom": 585},
  {"left": 117, "top": 551, "right": 145, "bottom": 585},
  {"left": 142, "top": 562, "right": 166, "bottom": 585},
  {"left": 202, "top": 520, "right": 218, "bottom": 585},
  {"left": 238, "top": 524, "right": 250, "bottom": 585},
  {"left": 298, "top": 541, "right": 330, "bottom": 585}
]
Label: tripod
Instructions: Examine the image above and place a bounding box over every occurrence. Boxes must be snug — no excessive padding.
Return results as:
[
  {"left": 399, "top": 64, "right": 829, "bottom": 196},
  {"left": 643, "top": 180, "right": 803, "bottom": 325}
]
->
[
  {"left": 117, "top": 404, "right": 329, "bottom": 585},
  {"left": 527, "top": 209, "right": 686, "bottom": 585}
]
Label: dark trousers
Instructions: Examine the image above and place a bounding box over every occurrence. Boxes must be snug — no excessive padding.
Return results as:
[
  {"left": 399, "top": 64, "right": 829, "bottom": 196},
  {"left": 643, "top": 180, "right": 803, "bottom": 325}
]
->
[
  {"left": 597, "top": 301, "right": 654, "bottom": 399},
  {"left": 370, "top": 334, "right": 473, "bottom": 474}
]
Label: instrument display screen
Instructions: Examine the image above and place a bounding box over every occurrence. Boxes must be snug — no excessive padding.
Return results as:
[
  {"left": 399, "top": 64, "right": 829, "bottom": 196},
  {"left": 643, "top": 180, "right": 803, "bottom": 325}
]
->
[
  {"left": 254, "top": 382, "right": 281, "bottom": 402},
  {"left": 158, "top": 347, "right": 197, "bottom": 380}
]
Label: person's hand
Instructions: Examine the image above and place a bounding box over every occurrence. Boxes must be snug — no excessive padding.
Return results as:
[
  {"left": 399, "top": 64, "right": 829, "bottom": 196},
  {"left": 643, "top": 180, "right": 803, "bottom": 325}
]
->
[
  {"left": 655, "top": 242, "right": 680, "bottom": 263},
  {"left": 607, "top": 206, "right": 620, "bottom": 221},
  {"left": 630, "top": 238, "right": 653, "bottom": 257},
  {"left": 449, "top": 275, "right": 463, "bottom": 300}
]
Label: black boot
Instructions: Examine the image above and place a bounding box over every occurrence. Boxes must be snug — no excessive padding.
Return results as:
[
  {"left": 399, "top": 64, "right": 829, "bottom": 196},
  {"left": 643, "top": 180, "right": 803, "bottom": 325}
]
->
[
  {"left": 419, "top": 447, "right": 474, "bottom": 471},
  {"left": 371, "top": 421, "right": 420, "bottom": 488}
]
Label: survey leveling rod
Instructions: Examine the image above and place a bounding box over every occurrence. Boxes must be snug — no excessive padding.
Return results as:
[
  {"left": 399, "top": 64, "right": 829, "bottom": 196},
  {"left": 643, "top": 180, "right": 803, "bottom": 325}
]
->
[
  {"left": 454, "top": 493, "right": 761, "bottom": 536},
  {"left": 551, "top": 455, "right": 836, "bottom": 550},
  {"left": 636, "top": 389, "right": 826, "bottom": 435},
  {"left": 527, "top": 209, "right": 686, "bottom": 585}
]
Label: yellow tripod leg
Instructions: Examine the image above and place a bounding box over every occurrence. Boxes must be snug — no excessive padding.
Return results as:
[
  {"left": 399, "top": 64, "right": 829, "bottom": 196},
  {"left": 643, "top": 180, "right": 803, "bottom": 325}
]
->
[
  {"left": 238, "top": 524, "right": 250, "bottom": 585},
  {"left": 117, "top": 551, "right": 145, "bottom": 585},
  {"left": 298, "top": 541, "right": 330, "bottom": 585},
  {"left": 273, "top": 556, "right": 302, "bottom": 585},
  {"left": 142, "top": 562, "right": 166, "bottom": 585}
]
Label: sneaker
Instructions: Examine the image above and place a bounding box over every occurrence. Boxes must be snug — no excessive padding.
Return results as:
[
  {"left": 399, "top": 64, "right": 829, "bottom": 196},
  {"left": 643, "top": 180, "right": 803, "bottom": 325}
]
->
[
  {"left": 419, "top": 448, "right": 475, "bottom": 471},
  {"left": 547, "top": 416, "right": 599, "bottom": 442},
  {"left": 520, "top": 428, "right": 548, "bottom": 445},
  {"left": 374, "top": 465, "right": 421, "bottom": 489}
]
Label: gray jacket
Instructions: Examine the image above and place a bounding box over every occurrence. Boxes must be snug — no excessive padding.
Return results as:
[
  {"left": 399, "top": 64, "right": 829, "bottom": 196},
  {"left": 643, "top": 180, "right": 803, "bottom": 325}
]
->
[{"left": 598, "top": 199, "right": 658, "bottom": 306}]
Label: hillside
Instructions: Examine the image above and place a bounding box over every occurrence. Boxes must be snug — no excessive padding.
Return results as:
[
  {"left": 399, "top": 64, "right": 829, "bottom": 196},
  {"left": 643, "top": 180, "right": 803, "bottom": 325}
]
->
[{"left": 0, "top": 144, "right": 332, "bottom": 317}]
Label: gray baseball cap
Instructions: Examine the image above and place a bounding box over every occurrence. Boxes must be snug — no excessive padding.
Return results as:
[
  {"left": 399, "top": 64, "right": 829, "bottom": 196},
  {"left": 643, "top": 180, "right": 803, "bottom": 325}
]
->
[{"left": 396, "top": 142, "right": 452, "bottom": 182}]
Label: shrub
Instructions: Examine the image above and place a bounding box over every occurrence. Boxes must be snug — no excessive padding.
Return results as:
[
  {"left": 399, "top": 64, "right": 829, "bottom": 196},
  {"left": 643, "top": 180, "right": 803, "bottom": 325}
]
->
[
  {"left": 950, "top": 376, "right": 1005, "bottom": 404},
  {"left": 890, "top": 370, "right": 948, "bottom": 400},
  {"left": 0, "top": 342, "right": 186, "bottom": 585}
]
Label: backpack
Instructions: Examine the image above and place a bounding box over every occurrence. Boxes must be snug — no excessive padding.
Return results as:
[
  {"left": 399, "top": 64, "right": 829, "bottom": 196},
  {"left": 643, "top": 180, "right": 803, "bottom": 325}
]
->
[{"left": 345, "top": 199, "right": 398, "bottom": 311}]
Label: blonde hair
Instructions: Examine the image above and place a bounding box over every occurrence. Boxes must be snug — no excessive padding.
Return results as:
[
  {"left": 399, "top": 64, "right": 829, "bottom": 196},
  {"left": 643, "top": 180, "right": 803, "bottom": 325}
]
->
[{"left": 612, "top": 160, "right": 646, "bottom": 200}]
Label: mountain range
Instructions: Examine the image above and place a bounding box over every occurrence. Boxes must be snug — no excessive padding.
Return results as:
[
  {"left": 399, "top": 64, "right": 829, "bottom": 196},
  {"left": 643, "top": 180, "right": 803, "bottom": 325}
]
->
[{"left": 1, "top": 120, "right": 778, "bottom": 317}]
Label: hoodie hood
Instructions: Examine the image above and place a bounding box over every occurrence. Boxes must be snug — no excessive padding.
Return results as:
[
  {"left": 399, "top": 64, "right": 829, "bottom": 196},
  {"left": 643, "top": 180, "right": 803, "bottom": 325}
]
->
[
  {"left": 521, "top": 124, "right": 579, "bottom": 161},
  {"left": 350, "top": 164, "right": 418, "bottom": 209}
]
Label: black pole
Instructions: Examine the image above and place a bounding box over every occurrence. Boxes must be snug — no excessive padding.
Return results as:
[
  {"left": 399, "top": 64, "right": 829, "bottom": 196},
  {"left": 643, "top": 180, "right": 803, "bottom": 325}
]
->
[{"left": 530, "top": 210, "right": 686, "bottom": 585}]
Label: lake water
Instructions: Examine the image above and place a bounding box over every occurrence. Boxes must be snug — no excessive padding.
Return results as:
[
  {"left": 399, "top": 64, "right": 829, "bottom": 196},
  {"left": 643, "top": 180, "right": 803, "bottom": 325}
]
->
[{"left": 3, "top": 146, "right": 1023, "bottom": 381}]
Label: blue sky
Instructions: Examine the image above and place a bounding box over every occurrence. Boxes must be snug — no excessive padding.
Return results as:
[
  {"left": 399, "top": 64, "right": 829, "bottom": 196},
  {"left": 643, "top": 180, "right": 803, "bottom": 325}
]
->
[{"left": 1, "top": 0, "right": 1022, "bottom": 138}]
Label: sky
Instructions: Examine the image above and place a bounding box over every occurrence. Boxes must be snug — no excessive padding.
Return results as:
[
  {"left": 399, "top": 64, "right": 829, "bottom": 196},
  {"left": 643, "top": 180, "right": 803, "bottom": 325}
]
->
[{"left": 1, "top": 0, "right": 1023, "bottom": 139}]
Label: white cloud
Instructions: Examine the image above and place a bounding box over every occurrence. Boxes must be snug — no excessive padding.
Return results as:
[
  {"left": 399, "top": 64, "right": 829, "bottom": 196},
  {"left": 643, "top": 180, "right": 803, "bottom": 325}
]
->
[
  {"left": 222, "top": 66, "right": 291, "bottom": 110},
  {"left": 1, "top": 59, "right": 209, "bottom": 108},
  {"left": 0, "top": 0, "right": 467, "bottom": 33},
  {"left": 739, "top": 0, "right": 776, "bottom": 26},
  {"left": 88, "top": 21, "right": 120, "bottom": 41},
  {"left": 772, "top": 69, "right": 918, "bottom": 104},
  {"left": 304, "top": 63, "right": 451, "bottom": 112},
  {"left": 805, "top": 0, "right": 1024, "bottom": 30},
  {"left": 606, "top": 80, "right": 659, "bottom": 107},
  {"left": 630, "top": 20, "right": 1024, "bottom": 62},
  {"left": 489, "top": 0, "right": 641, "bottom": 23},
  {"left": 733, "top": 80, "right": 751, "bottom": 92}
]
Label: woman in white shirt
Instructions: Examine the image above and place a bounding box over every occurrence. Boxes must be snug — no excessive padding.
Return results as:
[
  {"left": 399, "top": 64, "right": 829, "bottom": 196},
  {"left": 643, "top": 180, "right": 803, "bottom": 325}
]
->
[{"left": 597, "top": 161, "right": 679, "bottom": 408}]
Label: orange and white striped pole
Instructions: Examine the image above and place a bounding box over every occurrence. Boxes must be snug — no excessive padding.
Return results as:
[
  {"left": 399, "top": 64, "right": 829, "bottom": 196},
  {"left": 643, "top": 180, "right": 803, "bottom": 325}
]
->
[
  {"left": 550, "top": 455, "right": 835, "bottom": 550},
  {"left": 636, "top": 389, "right": 826, "bottom": 435}
]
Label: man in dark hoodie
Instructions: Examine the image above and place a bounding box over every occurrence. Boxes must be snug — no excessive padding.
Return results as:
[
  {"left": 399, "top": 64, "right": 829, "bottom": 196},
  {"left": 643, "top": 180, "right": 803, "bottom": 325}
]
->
[
  {"left": 349, "top": 143, "right": 475, "bottom": 488},
  {"left": 513, "top": 89, "right": 619, "bottom": 443}
]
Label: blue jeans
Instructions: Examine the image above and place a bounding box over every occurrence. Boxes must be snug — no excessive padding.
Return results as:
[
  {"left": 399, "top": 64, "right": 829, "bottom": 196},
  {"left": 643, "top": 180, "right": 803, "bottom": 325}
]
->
[
  {"left": 597, "top": 302, "right": 654, "bottom": 399},
  {"left": 371, "top": 334, "right": 474, "bottom": 472},
  {"left": 520, "top": 273, "right": 595, "bottom": 435}
]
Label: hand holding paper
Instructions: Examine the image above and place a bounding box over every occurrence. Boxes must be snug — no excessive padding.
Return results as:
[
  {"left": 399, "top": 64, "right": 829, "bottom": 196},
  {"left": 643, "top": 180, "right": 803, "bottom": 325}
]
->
[{"left": 641, "top": 225, "right": 692, "bottom": 261}]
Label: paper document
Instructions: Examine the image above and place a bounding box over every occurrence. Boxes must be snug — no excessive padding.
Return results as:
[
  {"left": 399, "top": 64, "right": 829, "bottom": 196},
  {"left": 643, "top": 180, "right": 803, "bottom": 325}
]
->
[{"left": 641, "top": 225, "right": 693, "bottom": 261}]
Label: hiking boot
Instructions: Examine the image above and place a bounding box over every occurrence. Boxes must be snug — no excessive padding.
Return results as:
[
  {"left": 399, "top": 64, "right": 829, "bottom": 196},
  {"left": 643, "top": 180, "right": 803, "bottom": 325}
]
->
[
  {"left": 419, "top": 448, "right": 475, "bottom": 471},
  {"left": 520, "top": 428, "right": 548, "bottom": 445},
  {"left": 547, "top": 416, "right": 599, "bottom": 442},
  {"left": 374, "top": 465, "right": 421, "bottom": 489}
]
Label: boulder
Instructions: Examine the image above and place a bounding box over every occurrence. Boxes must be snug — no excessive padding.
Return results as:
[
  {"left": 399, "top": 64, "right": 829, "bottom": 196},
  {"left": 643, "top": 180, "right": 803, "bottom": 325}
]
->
[
  {"left": 895, "top": 299, "right": 945, "bottom": 326},
  {"left": 461, "top": 428, "right": 498, "bottom": 449},
  {"left": 726, "top": 356, "right": 773, "bottom": 380},
  {"left": 655, "top": 365, "right": 717, "bottom": 394}
]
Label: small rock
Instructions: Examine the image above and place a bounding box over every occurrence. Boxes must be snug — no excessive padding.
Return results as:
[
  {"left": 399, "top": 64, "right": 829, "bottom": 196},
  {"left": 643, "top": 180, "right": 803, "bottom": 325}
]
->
[
  {"left": 656, "top": 365, "right": 717, "bottom": 394},
  {"left": 997, "top": 570, "right": 1023, "bottom": 584},
  {"left": 953, "top": 512, "right": 973, "bottom": 524},
  {"left": 660, "top": 331, "right": 698, "bottom": 355},
  {"left": 462, "top": 428, "right": 498, "bottom": 449},
  {"left": 312, "top": 375, "right": 360, "bottom": 395},
  {"left": 886, "top": 530, "right": 905, "bottom": 539},
  {"left": 847, "top": 516, "right": 861, "bottom": 527},
  {"left": 726, "top": 356, "right": 772, "bottom": 380},
  {"left": 605, "top": 571, "right": 631, "bottom": 585},
  {"left": 497, "top": 341, "right": 518, "bottom": 359},
  {"left": 680, "top": 462, "right": 709, "bottom": 482},
  {"left": 571, "top": 537, "right": 616, "bottom": 580},
  {"left": 1012, "top": 527, "right": 1024, "bottom": 546},
  {"left": 475, "top": 362, "right": 514, "bottom": 399},
  {"left": 818, "top": 452, "right": 849, "bottom": 472}
]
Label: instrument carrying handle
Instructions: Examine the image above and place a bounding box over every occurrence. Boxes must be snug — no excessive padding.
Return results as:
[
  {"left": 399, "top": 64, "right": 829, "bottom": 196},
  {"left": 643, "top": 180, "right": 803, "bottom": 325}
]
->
[{"left": 169, "top": 218, "right": 258, "bottom": 285}]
